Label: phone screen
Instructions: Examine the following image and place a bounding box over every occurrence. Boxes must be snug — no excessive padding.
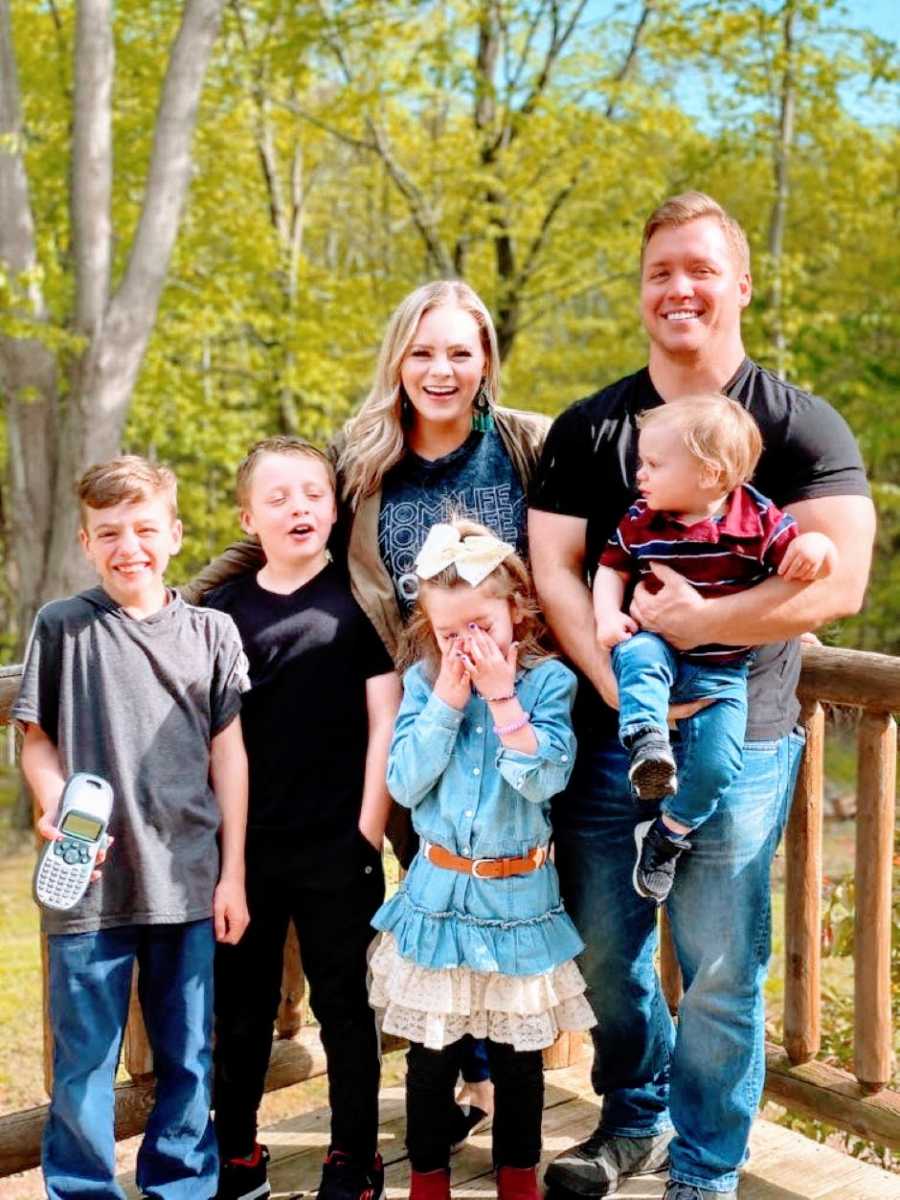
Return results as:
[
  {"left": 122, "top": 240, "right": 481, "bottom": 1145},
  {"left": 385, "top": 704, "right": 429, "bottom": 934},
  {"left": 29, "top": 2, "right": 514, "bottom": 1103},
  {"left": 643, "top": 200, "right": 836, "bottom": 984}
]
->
[{"left": 60, "top": 811, "right": 104, "bottom": 841}]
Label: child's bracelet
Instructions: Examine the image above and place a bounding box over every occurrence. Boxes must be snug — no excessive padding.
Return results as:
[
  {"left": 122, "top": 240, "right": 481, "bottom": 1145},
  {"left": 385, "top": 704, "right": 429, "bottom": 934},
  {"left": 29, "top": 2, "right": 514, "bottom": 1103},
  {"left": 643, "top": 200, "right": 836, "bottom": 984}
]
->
[
  {"left": 494, "top": 712, "right": 531, "bottom": 736},
  {"left": 484, "top": 689, "right": 517, "bottom": 703}
]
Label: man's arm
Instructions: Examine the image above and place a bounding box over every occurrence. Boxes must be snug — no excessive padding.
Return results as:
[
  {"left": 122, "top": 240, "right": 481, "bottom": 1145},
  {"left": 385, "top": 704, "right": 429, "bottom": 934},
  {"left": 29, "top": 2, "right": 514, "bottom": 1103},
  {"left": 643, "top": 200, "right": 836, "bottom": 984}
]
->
[
  {"left": 359, "top": 670, "right": 402, "bottom": 849},
  {"left": 529, "top": 510, "right": 620, "bottom": 707},
  {"left": 630, "top": 495, "right": 875, "bottom": 650},
  {"left": 209, "top": 715, "right": 250, "bottom": 945}
]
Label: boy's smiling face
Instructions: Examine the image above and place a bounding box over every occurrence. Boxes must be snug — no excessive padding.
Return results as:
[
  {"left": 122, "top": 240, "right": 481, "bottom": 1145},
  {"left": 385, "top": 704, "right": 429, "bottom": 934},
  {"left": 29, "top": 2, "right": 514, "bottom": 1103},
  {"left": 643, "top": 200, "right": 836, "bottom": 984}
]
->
[
  {"left": 80, "top": 493, "right": 182, "bottom": 611},
  {"left": 239, "top": 451, "right": 337, "bottom": 572}
]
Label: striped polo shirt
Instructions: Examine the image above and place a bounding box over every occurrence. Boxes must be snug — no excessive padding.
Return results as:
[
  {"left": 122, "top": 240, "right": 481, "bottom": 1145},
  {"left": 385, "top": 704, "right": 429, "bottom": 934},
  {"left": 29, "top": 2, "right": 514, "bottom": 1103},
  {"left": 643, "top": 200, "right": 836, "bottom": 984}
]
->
[{"left": 599, "top": 483, "right": 798, "bottom": 663}]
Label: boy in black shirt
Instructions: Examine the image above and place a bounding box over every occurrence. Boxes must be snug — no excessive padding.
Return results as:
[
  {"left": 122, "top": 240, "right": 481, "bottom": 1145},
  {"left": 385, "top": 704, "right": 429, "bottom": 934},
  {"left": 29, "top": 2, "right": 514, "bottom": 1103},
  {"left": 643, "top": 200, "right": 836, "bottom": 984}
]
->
[{"left": 205, "top": 437, "right": 401, "bottom": 1200}]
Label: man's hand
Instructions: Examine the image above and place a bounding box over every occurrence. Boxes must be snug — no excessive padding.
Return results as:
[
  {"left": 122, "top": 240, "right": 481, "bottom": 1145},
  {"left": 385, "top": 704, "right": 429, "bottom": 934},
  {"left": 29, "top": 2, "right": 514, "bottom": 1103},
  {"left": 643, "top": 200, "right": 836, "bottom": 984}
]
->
[
  {"left": 629, "top": 562, "right": 707, "bottom": 650},
  {"left": 214, "top": 877, "right": 250, "bottom": 945},
  {"left": 595, "top": 609, "right": 639, "bottom": 650},
  {"left": 778, "top": 531, "right": 837, "bottom": 582}
]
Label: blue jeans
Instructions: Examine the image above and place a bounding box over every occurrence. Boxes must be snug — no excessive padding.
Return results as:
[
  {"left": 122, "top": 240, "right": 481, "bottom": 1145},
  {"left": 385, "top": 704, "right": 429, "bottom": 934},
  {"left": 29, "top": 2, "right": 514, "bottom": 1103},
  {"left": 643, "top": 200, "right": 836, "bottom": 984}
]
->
[
  {"left": 613, "top": 633, "right": 749, "bottom": 830},
  {"left": 552, "top": 730, "right": 803, "bottom": 1193},
  {"left": 44, "top": 920, "right": 217, "bottom": 1200}
]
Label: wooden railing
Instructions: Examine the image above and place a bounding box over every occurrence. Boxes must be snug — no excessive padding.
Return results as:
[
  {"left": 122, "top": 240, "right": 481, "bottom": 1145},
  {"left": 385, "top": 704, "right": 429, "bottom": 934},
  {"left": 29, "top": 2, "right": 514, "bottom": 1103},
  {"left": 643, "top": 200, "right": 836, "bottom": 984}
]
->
[{"left": 0, "top": 645, "right": 897, "bottom": 1177}]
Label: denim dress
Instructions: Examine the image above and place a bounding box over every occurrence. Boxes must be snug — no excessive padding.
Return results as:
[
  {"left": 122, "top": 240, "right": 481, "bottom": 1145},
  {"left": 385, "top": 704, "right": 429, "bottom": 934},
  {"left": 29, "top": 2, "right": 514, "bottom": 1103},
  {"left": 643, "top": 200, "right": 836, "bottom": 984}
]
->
[{"left": 369, "top": 657, "right": 596, "bottom": 1051}]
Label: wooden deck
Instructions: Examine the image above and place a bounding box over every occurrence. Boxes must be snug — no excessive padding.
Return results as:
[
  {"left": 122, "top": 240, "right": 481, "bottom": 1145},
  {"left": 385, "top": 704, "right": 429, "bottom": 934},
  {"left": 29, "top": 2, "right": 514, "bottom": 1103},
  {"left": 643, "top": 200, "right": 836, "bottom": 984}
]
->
[{"left": 118, "top": 1061, "right": 900, "bottom": 1200}]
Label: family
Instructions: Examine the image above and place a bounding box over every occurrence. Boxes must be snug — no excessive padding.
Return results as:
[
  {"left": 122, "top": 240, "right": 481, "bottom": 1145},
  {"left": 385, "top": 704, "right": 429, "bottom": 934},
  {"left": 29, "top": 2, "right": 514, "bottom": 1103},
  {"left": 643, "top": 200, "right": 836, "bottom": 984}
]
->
[{"left": 14, "top": 191, "right": 874, "bottom": 1200}]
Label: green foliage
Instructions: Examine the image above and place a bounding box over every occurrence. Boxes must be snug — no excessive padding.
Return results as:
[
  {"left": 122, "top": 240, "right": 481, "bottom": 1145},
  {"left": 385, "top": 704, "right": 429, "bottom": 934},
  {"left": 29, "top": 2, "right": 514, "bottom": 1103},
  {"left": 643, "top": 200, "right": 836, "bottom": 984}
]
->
[{"left": 4, "top": 0, "right": 898, "bottom": 618}]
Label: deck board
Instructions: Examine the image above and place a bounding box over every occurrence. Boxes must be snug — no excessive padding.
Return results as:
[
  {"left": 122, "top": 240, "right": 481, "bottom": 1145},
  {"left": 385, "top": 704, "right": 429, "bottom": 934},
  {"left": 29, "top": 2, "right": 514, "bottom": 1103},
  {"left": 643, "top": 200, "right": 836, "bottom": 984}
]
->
[{"left": 119, "top": 1061, "right": 900, "bottom": 1199}]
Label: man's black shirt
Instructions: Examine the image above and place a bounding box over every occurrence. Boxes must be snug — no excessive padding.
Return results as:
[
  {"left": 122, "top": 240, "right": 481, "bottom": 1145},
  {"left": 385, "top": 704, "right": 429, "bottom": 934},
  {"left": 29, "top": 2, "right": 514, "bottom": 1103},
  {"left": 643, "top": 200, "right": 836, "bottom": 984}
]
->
[{"left": 529, "top": 358, "right": 869, "bottom": 741}]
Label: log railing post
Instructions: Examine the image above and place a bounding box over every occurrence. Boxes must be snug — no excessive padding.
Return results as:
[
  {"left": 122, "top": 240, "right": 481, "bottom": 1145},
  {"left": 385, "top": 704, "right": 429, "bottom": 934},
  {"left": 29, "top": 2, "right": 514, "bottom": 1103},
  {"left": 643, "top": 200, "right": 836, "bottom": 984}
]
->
[
  {"left": 854, "top": 711, "right": 897, "bottom": 1091},
  {"left": 276, "top": 922, "right": 306, "bottom": 1039},
  {"left": 659, "top": 907, "right": 682, "bottom": 1016},
  {"left": 783, "top": 700, "right": 824, "bottom": 1064},
  {"left": 123, "top": 964, "right": 154, "bottom": 1082}
]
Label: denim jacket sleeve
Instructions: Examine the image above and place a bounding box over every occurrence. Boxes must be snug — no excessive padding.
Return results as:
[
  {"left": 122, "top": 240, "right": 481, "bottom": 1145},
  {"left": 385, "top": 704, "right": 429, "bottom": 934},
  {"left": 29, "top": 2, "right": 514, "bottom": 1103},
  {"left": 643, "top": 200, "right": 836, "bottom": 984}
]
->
[
  {"left": 387, "top": 663, "right": 464, "bottom": 808},
  {"left": 494, "top": 660, "right": 577, "bottom": 804}
]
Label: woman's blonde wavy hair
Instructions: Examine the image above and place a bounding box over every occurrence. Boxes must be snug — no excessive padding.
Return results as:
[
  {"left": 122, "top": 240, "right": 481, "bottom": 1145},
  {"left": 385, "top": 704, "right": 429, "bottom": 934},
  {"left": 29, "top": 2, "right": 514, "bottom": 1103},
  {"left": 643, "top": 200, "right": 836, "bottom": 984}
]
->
[
  {"left": 338, "top": 281, "right": 501, "bottom": 508},
  {"left": 400, "top": 518, "right": 555, "bottom": 678}
]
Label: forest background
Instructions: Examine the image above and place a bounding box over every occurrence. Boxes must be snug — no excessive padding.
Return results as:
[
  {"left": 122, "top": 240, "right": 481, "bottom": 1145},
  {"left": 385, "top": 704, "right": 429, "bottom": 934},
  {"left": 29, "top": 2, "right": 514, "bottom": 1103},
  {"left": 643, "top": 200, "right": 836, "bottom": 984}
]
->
[{"left": 1, "top": 0, "right": 897, "bottom": 657}]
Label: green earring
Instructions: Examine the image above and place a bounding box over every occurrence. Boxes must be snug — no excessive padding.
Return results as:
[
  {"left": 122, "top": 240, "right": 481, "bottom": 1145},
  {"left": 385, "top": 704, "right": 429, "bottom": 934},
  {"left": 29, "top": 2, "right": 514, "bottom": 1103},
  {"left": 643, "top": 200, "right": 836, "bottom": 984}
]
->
[{"left": 472, "top": 381, "right": 494, "bottom": 432}]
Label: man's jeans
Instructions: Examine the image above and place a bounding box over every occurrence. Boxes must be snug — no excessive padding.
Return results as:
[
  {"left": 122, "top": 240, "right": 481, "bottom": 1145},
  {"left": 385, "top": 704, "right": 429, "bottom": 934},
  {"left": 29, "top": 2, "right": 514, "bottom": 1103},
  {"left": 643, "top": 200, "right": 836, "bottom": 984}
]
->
[
  {"left": 612, "top": 632, "right": 749, "bottom": 830},
  {"left": 553, "top": 730, "right": 803, "bottom": 1193},
  {"left": 44, "top": 920, "right": 217, "bottom": 1200}
]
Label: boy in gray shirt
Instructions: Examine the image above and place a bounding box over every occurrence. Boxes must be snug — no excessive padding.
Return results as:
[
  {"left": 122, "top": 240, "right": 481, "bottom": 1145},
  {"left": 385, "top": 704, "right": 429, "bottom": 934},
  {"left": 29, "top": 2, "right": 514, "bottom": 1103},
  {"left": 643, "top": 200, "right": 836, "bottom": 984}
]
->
[{"left": 14, "top": 456, "right": 249, "bottom": 1200}]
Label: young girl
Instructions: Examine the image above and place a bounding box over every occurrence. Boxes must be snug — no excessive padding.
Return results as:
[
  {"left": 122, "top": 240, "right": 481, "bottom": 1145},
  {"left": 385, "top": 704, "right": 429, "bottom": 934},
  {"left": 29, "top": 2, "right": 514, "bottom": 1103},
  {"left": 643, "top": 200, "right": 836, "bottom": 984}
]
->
[{"left": 369, "top": 519, "right": 595, "bottom": 1200}]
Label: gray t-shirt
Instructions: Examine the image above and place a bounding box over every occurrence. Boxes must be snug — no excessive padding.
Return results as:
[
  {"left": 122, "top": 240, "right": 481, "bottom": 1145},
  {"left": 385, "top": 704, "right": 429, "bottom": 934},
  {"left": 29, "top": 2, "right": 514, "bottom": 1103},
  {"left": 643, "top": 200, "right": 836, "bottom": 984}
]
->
[
  {"left": 13, "top": 587, "right": 247, "bottom": 934},
  {"left": 378, "top": 428, "right": 526, "bottom": 616}
]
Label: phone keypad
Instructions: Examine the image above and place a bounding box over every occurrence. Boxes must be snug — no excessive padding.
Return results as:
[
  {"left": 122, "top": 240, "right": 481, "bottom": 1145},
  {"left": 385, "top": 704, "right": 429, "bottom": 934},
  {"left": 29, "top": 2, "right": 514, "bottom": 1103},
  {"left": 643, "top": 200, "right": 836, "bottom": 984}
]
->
[{"left": 36, "top": 839, "right": 96, "bottom": 909}]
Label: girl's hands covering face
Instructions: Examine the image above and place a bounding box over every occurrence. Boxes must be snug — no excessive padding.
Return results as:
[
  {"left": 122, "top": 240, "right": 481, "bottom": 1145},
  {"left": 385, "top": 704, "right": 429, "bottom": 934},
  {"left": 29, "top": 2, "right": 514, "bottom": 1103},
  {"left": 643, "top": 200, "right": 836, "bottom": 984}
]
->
[
  {"left": 433, "top": 645, "right": 472, "bottom": 710},
  {"left": 460, "top": 625, "right": 517, "bottom": 700}
]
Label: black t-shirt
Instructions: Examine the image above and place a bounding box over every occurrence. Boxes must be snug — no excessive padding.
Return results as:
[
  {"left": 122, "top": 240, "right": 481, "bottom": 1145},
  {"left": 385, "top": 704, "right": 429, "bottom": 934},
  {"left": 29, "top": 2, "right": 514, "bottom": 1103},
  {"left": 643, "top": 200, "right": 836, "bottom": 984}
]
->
[
  {"left": 529, "top": 358, "right": 869, "bottom": 741},
  {"left": 204, "top": 562, "right": 393, "bottom": 874}
]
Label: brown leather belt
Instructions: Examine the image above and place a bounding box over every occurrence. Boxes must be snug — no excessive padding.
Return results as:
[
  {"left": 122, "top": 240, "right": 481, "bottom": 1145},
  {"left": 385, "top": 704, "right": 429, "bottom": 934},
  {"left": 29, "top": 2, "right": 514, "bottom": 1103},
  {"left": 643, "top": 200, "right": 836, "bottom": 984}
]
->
[{"left": 422, "top": 840, "right": 548, "bottom": 879}]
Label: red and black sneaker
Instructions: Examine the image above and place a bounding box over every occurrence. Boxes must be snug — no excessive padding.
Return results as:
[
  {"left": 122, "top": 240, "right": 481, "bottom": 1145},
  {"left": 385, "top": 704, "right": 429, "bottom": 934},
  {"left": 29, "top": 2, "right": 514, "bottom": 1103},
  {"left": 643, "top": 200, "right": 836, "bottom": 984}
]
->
[
  {"left": 317, "top": 1149, "right": 385, "bottom": 1200},
  {"left": 215, "top": 1142, "right": 271, "bottom": 1200}
]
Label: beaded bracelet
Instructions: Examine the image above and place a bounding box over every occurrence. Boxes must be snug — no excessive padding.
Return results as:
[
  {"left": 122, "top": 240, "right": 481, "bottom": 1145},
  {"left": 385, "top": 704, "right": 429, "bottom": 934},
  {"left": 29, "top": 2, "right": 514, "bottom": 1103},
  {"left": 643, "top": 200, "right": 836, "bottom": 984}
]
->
[
  {"left": 494, "top": 712, "right": 531, "bottom": 736},
  {"left": 484, "top": 689, "right": 516, "bottom": 703}
]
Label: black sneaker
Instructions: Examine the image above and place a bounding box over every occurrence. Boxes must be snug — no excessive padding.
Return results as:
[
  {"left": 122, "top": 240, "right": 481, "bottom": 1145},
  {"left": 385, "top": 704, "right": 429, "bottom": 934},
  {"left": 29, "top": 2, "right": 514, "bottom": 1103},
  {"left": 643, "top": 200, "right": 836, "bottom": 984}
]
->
[
  {"left": 544, "top": 1125, "right": 672, "bottom": 1197},
  {"left": 626, "top": 731, "right": 677, "bottom": 802},
  {"left": 216, "top": 1142, "right": 270, "bottom": 1200},
  {"left": 449, "top": 1102, "right": 491, "bottom": 1151},
  {"left": 633, "top": 819, "right": 691, "bottom": 904},
  {"left": 317, "top": 1150, "right": 385, "bottom": 1200},
  {"left": 664, "top": 1182, "right": 737, "bottom": 1200}
]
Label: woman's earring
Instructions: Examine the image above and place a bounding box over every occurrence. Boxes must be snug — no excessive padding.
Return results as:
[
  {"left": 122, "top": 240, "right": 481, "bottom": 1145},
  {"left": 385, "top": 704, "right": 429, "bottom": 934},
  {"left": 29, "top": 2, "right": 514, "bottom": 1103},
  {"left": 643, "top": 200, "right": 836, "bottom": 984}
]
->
[
  {"left": 471, "top": 380, "right": 494, "bottom": 432},
  {"left": 400, "top": 390, "right": 413, "bottom": 425}
]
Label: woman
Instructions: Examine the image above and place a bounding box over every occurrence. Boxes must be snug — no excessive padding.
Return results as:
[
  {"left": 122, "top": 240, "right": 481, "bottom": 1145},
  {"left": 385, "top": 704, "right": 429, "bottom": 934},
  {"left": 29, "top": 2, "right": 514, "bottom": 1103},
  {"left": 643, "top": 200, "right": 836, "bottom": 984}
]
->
[
  {"left": 187, "top": 278, "right": 547, "bottom": 667},
  {"left": 184, "top": 279, "right": 550, "bottom": 1141}
]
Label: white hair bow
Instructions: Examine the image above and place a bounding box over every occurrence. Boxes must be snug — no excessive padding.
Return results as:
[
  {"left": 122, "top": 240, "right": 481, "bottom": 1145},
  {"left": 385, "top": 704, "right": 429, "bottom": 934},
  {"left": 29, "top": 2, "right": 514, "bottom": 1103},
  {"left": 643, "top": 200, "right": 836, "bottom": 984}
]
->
[{"left": 415, "top": 523, "right": 514, "bottom": 588}]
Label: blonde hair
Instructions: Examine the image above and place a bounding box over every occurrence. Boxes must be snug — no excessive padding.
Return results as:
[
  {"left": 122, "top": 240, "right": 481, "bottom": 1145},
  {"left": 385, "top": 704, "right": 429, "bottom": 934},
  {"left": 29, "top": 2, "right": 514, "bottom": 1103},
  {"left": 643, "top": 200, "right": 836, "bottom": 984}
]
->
[
  {"left": 77, "top": 456, "right": 178, "bottom": 528},
  {"left": 401, "top": 518, "right": 553, "bottom": 677},
  {"left": 339, "top": 281, "right": 501, "bottom": 508},
  {"left": 641, "top": 191, "right": 750, "bottom": 274},
  {"left": 638, "top": 394, "right": 763, "bottom": 493},
  {"left": 235, "top": 436, "right": 335, "bottom": 509}
]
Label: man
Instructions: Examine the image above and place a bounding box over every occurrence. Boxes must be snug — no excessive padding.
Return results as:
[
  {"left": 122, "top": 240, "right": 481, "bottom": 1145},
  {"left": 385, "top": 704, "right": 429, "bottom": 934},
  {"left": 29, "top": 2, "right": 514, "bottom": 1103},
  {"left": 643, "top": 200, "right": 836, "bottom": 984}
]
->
[{"left": 528, "top": 192, "right": 874, "bottom": 1200}]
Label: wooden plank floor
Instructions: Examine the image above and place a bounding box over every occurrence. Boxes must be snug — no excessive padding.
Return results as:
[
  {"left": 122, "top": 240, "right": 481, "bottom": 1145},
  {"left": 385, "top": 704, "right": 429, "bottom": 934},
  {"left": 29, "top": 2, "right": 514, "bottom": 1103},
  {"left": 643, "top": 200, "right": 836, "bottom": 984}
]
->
[{"left": 120, "top": 1061, "right": 900, "bottom": 1199}]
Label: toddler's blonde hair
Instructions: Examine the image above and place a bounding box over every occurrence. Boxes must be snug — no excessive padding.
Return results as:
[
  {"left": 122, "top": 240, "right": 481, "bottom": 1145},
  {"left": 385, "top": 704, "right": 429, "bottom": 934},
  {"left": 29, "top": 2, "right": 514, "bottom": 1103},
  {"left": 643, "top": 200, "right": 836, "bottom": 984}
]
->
[{"left": 638, "top": 394, "right": 762, "bottom": 493}]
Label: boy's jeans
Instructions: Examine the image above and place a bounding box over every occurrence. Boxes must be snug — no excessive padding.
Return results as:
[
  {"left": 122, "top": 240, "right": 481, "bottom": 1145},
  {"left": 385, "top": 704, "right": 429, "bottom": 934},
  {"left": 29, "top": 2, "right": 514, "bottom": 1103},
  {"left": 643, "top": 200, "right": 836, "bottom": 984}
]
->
[
  {"left": 44, "top": 919, "right": 217, "bottom": 1200},
  {"left": 612, "top": 632, "right": 749, "bottom": 829},
  {"left": 552, "top": 729, "right": 803, "bottom": 1193}
]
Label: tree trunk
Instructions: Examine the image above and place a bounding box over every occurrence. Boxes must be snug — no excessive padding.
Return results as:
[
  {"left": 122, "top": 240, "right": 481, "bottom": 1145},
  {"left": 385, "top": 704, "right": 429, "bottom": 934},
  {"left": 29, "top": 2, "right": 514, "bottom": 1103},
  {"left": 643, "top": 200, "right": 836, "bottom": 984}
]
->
[
  {"left": 766, "top": 1, "right": 797, "bottom": 381},
  {"left": 0, "top": 0, "right": 227, "bottom": 647}
]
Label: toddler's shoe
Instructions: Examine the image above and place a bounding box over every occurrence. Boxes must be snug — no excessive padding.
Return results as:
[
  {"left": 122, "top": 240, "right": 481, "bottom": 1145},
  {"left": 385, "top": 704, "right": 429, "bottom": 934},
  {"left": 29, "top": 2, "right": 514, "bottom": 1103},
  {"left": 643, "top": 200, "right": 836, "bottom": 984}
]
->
[
  {"left": 318, "top": 1149, "right": 385, "bottom": 1200},
  {"left": 626, "top": 730, "right": 677, "bottom": 802},
  {"left": 633, "top": 819, "right": 691, "bottom": 904},
  {"left": 215, "top": 1141, "right": 270, "bottom": 1200}
]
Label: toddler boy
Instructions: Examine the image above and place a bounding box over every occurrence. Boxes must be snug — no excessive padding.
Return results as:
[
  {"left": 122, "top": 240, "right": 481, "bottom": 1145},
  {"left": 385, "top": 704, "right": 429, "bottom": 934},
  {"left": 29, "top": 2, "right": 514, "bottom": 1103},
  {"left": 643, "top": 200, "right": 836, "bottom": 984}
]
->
[
  {"left": 593, "top": 395, "right": 835, "bottom": 903},
  {"left": 15, "top": 456, "right": 249, "bottom": 1199},
  {"left": 203, "top": 437, "right": 400, "bottom": 1200}
]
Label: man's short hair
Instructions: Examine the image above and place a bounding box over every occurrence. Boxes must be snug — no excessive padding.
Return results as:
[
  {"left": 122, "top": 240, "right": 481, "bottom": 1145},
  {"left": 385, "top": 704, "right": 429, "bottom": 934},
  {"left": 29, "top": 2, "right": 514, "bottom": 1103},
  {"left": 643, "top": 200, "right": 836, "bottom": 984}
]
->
[
  {"left": 77, "top": 456, "right": 178, "bottom": 528},
  {"left": 641, "top": 191, "right": 751, "bottom": 274},
  {"left": 235, "top": 436, "right": 335, "bottom": 509},
  {"left": 638, "top": 394, "right": 763, "bottom": 493}
]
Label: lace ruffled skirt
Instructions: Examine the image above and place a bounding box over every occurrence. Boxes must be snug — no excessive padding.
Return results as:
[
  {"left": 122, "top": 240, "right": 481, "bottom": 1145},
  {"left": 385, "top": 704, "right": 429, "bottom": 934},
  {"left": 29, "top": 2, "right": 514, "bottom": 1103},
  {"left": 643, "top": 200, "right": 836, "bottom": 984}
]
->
[{"left": 369, "top": 932, "right": 596, "bottom": 1052}]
